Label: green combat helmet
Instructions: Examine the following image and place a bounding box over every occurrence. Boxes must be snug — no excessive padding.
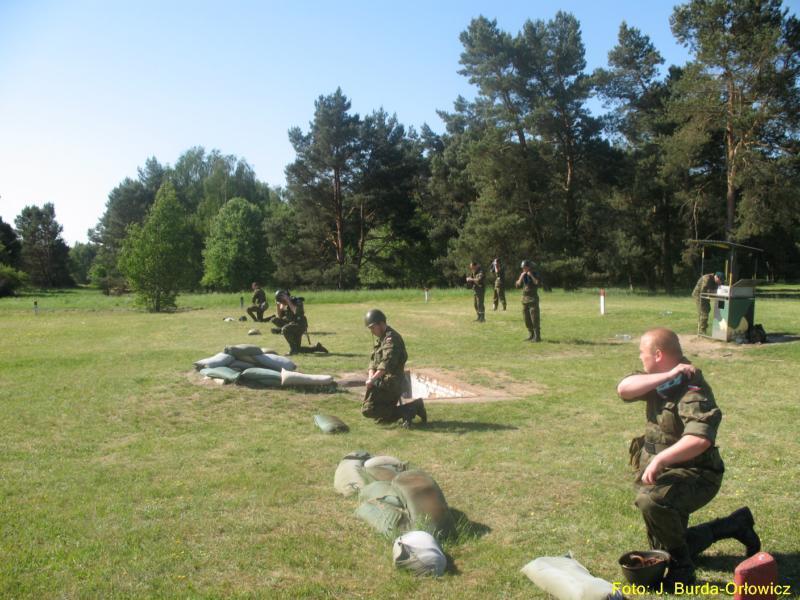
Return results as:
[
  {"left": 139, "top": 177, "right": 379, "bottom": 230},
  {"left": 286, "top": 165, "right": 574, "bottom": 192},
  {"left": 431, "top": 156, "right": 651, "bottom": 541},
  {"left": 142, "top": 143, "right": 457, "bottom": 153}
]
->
[
  {"left": 364, "top": 308, "right": 387, "bottom": 327},
  {"left": 521, "top": 260, "right": 534, "bottom": 269}
]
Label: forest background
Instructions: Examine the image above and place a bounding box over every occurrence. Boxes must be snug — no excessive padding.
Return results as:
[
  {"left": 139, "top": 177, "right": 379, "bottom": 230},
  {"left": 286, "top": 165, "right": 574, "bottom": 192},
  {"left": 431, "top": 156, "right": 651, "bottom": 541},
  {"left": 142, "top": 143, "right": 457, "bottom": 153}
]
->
[{"left": 1, "top": 0, "right": 799, "bottom": 307}]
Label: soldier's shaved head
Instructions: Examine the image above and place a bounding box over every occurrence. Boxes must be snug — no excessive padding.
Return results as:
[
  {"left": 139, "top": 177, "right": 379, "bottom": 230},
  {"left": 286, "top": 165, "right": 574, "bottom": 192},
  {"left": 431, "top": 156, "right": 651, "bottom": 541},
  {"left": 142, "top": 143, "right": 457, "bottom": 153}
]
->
[{"left": 641, "top": 327, "right": 683, "bottom": 359}]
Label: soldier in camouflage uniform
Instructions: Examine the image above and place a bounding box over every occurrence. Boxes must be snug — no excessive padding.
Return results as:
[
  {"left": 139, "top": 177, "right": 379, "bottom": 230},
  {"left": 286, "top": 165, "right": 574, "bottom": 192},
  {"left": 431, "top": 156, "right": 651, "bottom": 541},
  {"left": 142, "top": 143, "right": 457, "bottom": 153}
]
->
[
  {"left": 491, "top": 258, "right": 506, "bottom": 311},
  {"left": 516, "top": 260, "right": 541, "bottom": 342},
  {"left": 246, "top": 282, "right": 269, "bottom": 322},
  {"left": 617, "top": 328, "right": 760, "bottom": 589},
  {"left": 362, "top": 309, "right": 426, "bottom": 428},
  {"left": 270, "top": 290, "right": 327, "bottom": 355},
  {"left": 692, "top": 271, "right": 723, "bottom": 335},
  {"left": 466, "top": 261, "right": 486, "bottom": 322}
]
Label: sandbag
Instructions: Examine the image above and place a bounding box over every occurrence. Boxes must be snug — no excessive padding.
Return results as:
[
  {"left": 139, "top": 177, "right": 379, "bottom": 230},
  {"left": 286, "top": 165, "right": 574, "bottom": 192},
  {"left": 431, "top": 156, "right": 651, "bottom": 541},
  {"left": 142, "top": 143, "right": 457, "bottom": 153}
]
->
[
  {"left": 238, "top": 368, "right": 282, "bottom": 387},
  {"left": 229, "top": 359, "right": 256, "bottom": 371},
  {"left": 251, "top": 353, "right": 297, "bottom": 372},
  {"left": 223, "top": 344, "right": 264, "bottom": 359},
  {"left": 193, "top": 352, "right": 234, "bottom": 370},
  {"left": 391, "top": 470, "right": 454, "bottom": 537},
  {"left": 393, "top": 531, "right": 447, "bottom": 577},
  {"left": 355, "top": 481, "right": 408, "bottom": 536},
  {"left": 334, "top": 451, "right": 372, "bottom": 497},
  {"left": 364, "top": 455, "right": 408, "bottom": 482},
  {"left": 521, "top": 555, "right": 619, "bottom": 600},
  {"left": 199, "top": 366, "right": 241, "bottom": 383},
  {"left": 314, "top": 414, "right": 349, "bottom": 434},
  {"left": 280, "top": 369, "right": 335, "bottom": 387}
]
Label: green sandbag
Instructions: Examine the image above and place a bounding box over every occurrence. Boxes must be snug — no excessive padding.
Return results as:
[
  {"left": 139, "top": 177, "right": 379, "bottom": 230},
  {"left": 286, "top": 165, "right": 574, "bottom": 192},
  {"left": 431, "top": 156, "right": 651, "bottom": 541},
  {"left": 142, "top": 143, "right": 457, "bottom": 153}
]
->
[
  {"left": 199, "top": 366, "right": 241, "bottom": 383},
  {"left": 238, "top": 368, "right": 282, "bottom": 387},
  {"left": 334, "top": 451, "right": 372, "bottom": 497},
  {"left": 355, "top": 481, "right": 409, "bottom": 536},
  {"left": 391, "top": 470, "right": 454, "bottom": 537},
  {"left": 314, "top": 414, "right": 349, "bottom": 434},
  {"left": 223, "top": 344, "right": 264, "bottom": 359},
  {"left": 364, "top": 455, "right": 408, "bottom": 482}
]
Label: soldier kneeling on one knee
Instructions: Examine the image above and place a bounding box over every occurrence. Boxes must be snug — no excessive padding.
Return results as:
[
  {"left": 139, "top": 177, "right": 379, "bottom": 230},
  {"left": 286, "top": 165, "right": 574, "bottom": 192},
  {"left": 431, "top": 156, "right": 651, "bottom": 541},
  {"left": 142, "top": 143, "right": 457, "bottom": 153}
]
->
[{"left": 362, "top": 308, "right": 426, "bottom": 428}]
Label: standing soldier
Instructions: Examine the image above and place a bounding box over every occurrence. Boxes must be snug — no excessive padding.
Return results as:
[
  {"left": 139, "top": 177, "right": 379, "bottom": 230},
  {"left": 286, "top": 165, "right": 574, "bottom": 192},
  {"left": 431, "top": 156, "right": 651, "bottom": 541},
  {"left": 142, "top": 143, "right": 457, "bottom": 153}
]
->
[
  {"left": 362, "top": 309, "right": 426, "bottom": 428},
  {"left": 491, "top": 258, "right": 506, "bottom": 311},
  {"left": 246, "top": 282, "right": 268, "bottom": 322},
  {"left": 516, "top": 260, "right": 541, "bottom": 342},
  {"left": 269, "top": 290, "right": 327, "bottom": 355},
  {"left": 692, "top": 271, "right": 723, "bottom": 335},
  {"left": 465, "top": 261, "right": 486, "bottom": 322}
]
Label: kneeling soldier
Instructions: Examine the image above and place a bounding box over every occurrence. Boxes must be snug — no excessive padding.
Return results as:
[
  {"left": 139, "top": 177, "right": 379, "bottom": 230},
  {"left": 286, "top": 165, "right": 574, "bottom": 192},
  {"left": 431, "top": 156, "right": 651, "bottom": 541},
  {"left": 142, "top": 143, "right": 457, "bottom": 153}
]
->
[
  {"left": 270, "top": 290, "right": 327, "bottom": 355},
  {"left": 362, "top": 309, "right": 426, "bottom": 428}
]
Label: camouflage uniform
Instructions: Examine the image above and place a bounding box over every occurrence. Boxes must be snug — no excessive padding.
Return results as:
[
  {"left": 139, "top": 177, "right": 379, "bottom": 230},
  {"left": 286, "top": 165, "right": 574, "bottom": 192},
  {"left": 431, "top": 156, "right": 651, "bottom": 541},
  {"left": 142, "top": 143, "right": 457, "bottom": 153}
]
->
[
  {"left": 247, "top": 287, "right": 268, "bottom": 322},
  {"left": 692, "top": 274, "right": 718, "bottom": 334},
  {"left": 520, "top": 271, "right": 541, "bottom": 341},
  {"left": 362, "top": 326, "right": 408, "bottom": 423},
  {"left": 271, "top": 297, "right": 309, "bottom": 354},
  {"left": 492, "top": 263, "right": 506, "bottom": 311},
  {"left": 469, "top": 268, "right": 486, "bottom": 321},
  {"left": 625, "top": 365, "right": 725, "bottom": 557}
]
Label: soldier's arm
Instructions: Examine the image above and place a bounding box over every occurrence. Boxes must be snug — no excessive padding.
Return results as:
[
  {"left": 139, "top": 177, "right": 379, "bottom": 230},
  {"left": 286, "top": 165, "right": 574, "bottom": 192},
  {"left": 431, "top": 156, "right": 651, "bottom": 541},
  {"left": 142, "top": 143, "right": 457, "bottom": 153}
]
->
[
  {"left": 617, "top": 364, "right": 697, "bottom": 400},
  {"left": 640, "top": 435, "right": 712, "bottom": 484}
]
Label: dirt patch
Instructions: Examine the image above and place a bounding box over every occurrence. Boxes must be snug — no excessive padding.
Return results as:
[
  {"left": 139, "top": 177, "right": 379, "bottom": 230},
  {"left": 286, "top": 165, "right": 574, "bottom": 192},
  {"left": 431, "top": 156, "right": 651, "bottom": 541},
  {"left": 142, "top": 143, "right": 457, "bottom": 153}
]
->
[{"left": 336, "top": 368, "right": 545, "bottom": 404}]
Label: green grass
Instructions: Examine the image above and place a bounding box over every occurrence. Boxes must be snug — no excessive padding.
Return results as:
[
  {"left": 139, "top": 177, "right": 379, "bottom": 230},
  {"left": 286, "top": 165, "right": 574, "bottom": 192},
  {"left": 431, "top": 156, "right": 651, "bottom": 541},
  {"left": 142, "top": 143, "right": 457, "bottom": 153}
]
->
[{"left": 1, "top": 287, "right": 799, "bottom": 598}]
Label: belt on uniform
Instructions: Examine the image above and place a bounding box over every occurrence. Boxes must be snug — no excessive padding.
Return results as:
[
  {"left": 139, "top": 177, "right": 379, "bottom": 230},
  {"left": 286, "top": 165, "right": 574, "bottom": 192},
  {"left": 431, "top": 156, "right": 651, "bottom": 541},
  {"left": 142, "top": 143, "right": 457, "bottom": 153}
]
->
[{"left": 644, "top": 441, "right": 670, "bottom": 455}]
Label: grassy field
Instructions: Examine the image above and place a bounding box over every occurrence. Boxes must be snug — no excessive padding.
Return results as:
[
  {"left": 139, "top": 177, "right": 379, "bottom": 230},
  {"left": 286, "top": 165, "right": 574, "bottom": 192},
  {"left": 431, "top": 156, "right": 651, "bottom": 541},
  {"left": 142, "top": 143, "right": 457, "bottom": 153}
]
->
[{"left": 1, "top": 286, "right": 798, "bottom": 599}]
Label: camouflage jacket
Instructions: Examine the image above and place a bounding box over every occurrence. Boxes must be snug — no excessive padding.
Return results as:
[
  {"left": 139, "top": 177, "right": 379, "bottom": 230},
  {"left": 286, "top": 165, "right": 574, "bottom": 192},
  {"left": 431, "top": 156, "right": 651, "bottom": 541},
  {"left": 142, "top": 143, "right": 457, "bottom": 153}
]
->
[{"left": 369, "top": 326, "right": 408, "bottom": 378}]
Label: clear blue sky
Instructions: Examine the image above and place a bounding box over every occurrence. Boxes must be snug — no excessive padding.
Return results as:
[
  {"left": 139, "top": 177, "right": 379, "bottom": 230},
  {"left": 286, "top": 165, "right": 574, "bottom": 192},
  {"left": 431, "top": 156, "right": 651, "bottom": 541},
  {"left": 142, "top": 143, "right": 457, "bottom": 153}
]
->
[{"left": 1, "top": 0, "right": 795, "bottom": 245}]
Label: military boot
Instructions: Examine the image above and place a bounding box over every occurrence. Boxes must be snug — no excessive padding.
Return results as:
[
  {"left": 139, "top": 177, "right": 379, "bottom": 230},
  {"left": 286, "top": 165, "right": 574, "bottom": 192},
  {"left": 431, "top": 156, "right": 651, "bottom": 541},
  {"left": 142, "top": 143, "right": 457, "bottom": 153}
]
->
[
  {"left": 662, "top": 545, "right": 696, "bottom": 593},
  {"left": 533, "top": 330, "right": 541, "bottom": 342},
  {"left": 411, "top": 398, "right": 427, "bottom": 424},
  {"left": 314, "top": 342, "right": 329, "bottom": 354},
  {"left": 710, "top": 507, "right": 761, "bottom": 556}
]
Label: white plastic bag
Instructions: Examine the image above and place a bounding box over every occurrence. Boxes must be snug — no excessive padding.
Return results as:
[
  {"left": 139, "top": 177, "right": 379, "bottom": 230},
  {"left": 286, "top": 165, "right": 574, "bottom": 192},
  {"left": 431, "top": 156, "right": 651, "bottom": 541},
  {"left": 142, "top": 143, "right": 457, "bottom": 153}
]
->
[
  {"left": 392, "top": 531, "right": 446, "bottom": 577},
  {"left": 521, "top": 555, "right": 618, "bottom": 600}
]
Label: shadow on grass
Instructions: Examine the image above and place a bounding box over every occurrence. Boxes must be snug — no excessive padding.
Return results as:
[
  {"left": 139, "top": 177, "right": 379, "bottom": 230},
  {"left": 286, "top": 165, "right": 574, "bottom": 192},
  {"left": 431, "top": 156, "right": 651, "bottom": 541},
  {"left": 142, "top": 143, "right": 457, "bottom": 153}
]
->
[
  {"left": 764, "top": 332, "right": 800, "bottom": 344},
  {"left": 544, "top": 339, "right": 621, "bottom": 346},
  {"left": 440, "top": 508, "right": 491, "bottom": 576},
  {"left": 698, "top": 552, "right": 799, "bottom": 595},
  {"left": 308, "top": 331, "right": 337, "bottom": 336},
  {"left": 420, "top": 420, "right": 518, "bottom": 433},
  {"left": 305, "top": 352, "right": 361, "bottom": 358}
]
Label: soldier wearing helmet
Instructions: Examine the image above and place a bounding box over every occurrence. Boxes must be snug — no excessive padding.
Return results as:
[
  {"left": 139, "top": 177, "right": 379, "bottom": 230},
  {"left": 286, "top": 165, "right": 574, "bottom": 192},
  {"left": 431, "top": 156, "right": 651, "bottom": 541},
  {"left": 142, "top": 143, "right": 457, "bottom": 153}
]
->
[
  {"left": 362, "top": 309, "right": 426, "bottom": 428},
  {"left": 246, "top": 282, "right": 268, "bottom": 322},
  {"left": 516, "top": 260, "right": 542, "bottom": 342},
  {"left": 269, "top": 289, "right": 327, "bottom": 355}
]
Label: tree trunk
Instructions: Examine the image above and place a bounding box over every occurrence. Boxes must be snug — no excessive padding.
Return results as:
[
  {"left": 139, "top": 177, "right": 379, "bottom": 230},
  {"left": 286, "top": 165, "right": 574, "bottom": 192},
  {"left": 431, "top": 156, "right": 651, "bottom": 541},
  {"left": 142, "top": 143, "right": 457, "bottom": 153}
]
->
[
  {"left": 725, "top": 75, "right": 736, "bottom": 240},
  {"left": 333, "top": 168, "right": 346, "bottom": 289}
]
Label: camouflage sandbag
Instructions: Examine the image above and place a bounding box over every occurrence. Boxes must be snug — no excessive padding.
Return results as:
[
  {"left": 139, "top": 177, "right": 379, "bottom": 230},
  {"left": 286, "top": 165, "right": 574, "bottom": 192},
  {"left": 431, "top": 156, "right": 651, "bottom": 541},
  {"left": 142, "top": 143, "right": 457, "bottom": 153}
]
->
[
  {"left": 364, "top": 455, "right": 408, "bottom": 482},
  {"left": 280, "top": 369, "right": 334, "bottom": 387},
  {"left": 238, "top": 368, "right": 282, "bottom": 387},
  {"left": 193, "top": 352, "right": 234, "bottom": 370},
  {"left": 391, "top": 470, "right": 454, "bottom": 537},
  {"left": 251, "top": 353, "right": 297, "bottom": 372},
  {"left": 355, "top": 480, "right": 409, "bottom": 536},
  {"left": 334, "top": 451, "right": 372, "bottom": 497},
  {"left": 223, "top": 344, "right": 264, "bottom": 359},
  {"left": 199, "top": 366, "right": 241, "bottom": 383},
  {"left": 314, "top": 414, "right": 349, "bottom": 434}
]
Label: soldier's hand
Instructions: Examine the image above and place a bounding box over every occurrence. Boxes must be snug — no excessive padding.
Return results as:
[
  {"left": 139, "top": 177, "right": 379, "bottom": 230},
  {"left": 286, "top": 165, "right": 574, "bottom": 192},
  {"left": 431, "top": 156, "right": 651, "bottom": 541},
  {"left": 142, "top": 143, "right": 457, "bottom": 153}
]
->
[
  {"left": 641, "top": 456, "right": 665, "bottom": 485},
  {"left": 365, "top": 378, "right": 375, "bottom": 390}
]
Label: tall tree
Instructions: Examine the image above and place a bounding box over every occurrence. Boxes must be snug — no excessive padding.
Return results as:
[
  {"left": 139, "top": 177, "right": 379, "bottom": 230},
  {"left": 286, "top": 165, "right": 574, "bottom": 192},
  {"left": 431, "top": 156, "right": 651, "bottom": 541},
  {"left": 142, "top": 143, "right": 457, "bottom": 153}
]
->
[
  {"left": 68, "top": 242, "right": 98, "bottom": 285},
  {"left": 201, "top": 198, "right": 270, "bottom": 291},
  {"left": 14, "top": 203, "right": 74, "bottom": 287},
  {"left": 0, "top": 216, "right": 22, "bottom": 267},
  {"left": 670, "top": 0, "right": 800, "bottom": 238},
  {"left": 286, "top": 88, "right": 362, "bottom": 288},
  {"left": 118, "top": 182, "right": 194, "bottom": 311}
]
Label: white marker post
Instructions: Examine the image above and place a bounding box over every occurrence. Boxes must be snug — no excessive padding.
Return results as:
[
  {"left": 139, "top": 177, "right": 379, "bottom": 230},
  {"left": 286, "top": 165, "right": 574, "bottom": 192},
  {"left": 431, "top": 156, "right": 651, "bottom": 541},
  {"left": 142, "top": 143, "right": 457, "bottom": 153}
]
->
[
  {"left": 424, "top": 287, "right": 430, "bottom": 303},
  {"left": 600, "top": 288, "right": 606, "bottom": 315}
]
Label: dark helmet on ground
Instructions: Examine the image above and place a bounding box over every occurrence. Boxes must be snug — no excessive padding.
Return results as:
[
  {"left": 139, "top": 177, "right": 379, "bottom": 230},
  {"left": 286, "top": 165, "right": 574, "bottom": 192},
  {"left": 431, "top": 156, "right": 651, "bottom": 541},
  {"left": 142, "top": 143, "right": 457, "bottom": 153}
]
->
[
  {"left": 275, "top": 289, "right": 290, "bottom": 301},
  {"left": 521, "top": 260, "right": 534, "bottom": 269},
  {"left": 364, "top": 308, "right": 387, "bottom": 327}
]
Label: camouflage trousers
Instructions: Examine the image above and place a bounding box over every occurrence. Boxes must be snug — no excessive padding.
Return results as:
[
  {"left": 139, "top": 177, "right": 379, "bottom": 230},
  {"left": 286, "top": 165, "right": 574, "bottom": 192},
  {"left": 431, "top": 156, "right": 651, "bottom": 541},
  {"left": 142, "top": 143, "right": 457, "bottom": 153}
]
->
[
  {"left": 523, "top": 299, "right": 540, "bottom": 336},
  {"left": 696, "top": 297, "right": 711, "bottom": 334},
  {"left": 361, "top": 376, "right": 405, "bottom": 423},
  {"left": 634, "top": 451, "right": 723, "bottom": 553},
  {"left": 473, "top": 289, "right": 486, "bottom": 318},
  {"left": 492, "top": 286, "right": 506, "bottom": 310},
  {"left": 281, "top": 322, "right": 305, "bottom": 353}
]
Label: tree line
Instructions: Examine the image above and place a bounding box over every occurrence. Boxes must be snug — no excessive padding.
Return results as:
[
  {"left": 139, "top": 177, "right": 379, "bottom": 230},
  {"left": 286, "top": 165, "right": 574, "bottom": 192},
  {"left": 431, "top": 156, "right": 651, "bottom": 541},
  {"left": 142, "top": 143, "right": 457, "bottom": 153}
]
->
[{"left": 2, "top": 1, "right": 798, "bottom": 306}]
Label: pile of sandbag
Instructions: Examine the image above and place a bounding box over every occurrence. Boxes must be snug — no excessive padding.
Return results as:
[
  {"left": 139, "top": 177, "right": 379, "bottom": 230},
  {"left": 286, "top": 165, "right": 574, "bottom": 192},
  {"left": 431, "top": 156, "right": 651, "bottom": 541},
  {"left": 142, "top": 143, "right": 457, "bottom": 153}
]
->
[
  {"left": 193, "top": 344, "right": 335, "bottom": 388},
  {"left": 333, "top": 451, "right": 452, "bottom": 577}
]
